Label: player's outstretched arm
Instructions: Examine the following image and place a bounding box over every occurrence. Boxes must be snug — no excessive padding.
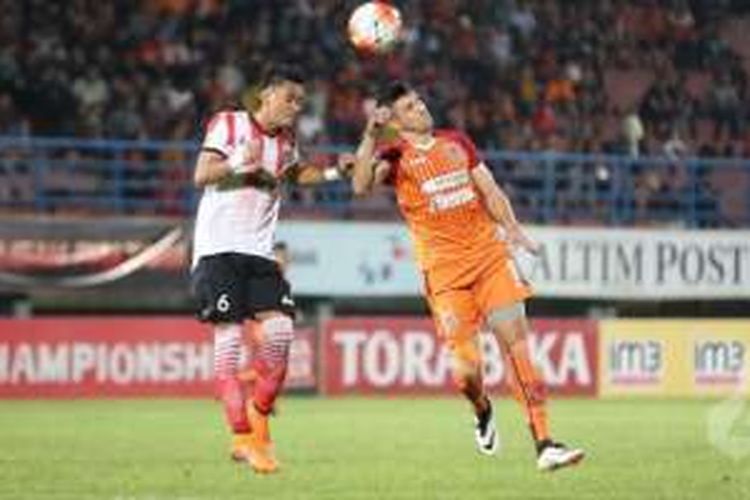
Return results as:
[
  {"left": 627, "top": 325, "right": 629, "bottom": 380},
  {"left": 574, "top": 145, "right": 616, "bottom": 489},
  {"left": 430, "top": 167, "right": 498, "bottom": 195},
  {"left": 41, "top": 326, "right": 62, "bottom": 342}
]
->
[
  {"left": 471, "top": 163, "right": 518, "bottom": 227},
  {"left": 471, "top": 163, "right": 539, "bottom": 253},
  {"left": 283, "top": 154, "right": 356, "bottom": 186}
]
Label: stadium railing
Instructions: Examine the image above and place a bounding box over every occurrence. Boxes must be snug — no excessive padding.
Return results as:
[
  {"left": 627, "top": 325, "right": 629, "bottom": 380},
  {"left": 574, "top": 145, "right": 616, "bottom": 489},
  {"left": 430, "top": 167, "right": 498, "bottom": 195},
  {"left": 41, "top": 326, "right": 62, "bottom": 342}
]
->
[{"left": 0, "top": 136, "right": 748, "bottom": 227}]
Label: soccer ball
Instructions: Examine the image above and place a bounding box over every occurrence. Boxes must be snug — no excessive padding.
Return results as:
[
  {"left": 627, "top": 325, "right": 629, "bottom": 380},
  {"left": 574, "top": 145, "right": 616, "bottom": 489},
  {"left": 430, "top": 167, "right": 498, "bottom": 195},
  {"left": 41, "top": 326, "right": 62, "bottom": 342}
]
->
[{"left": 347, "top": 1, "right": 403, "bottom": 54}]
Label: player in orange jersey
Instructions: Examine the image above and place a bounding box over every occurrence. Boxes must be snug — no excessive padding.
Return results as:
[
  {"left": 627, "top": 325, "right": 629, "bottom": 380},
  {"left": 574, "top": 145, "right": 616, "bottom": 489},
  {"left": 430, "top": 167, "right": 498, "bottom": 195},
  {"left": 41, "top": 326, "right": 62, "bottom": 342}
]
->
[{"left": 351, "top": 82, "right": 584, "bottom": 471}]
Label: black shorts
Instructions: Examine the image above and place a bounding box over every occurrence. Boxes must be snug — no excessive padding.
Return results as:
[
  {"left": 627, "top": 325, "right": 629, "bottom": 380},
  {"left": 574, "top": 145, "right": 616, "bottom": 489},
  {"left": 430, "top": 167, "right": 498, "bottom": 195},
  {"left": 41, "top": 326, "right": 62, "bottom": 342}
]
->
[{"left": 190, "top": 252, "right": 295, "bottom": 323}]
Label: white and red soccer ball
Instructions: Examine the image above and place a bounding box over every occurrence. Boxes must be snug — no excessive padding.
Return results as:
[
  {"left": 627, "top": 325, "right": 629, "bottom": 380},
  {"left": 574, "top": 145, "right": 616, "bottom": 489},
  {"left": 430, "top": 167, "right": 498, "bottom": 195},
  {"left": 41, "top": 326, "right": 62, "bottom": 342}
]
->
[{"left": 347, "top": 1, "right": 403, "bottom": 55}]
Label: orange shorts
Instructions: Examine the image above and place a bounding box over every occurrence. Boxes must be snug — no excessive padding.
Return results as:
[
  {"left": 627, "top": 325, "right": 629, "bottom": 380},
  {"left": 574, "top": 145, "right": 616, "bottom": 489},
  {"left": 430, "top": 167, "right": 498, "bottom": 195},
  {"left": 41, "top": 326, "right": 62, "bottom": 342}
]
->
[{"left": 424, "top": 245, "right": 531, "bottom": 363}]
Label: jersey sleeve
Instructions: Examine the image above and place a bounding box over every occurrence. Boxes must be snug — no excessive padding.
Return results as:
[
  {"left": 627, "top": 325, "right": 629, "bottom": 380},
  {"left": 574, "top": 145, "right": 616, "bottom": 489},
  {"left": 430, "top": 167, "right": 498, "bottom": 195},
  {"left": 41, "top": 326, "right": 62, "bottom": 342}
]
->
[
  {"left": 376, "top": 139, "right": 402, "bottom": 162},
  {"left": 442, "top": 129, "right": 481, "bottom": 169},
  {"left": 281, "top": 136, "right": 301, "bottom": 173},
  {"left": 275, "top": 131, "right": 301, "bottom": 178},
  {"left": 201, "top": 112, "right": 236, "bottom": 158},
  {"left": 375, "top": 140, "right": 402, "bottom": 185}
]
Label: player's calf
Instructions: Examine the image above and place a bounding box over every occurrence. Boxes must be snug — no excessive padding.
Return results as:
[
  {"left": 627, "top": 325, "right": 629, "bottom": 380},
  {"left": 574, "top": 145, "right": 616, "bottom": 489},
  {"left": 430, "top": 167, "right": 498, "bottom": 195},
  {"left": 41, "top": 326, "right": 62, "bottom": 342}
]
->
[
  {"left": 215, "top": 376, "right": 252, "bottom": 434},
  {"left": 450, "top": 351, "right": 499, "bottom": 456},
  {"left": 251, "top": 315, "right": 294, "bottom": 414},
  {"left": 213, "top": 324, "right": 252, "bottom": 436},
  {"left": 241, "top": 314, "right": 293, "bottom": 474}
]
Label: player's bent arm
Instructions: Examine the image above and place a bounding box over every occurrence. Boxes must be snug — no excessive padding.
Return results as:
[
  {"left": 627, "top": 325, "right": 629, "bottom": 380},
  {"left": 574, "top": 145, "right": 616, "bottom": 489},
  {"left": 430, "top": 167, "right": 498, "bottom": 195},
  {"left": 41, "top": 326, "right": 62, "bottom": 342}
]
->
[
  {"left": 471, "top": 162, "right": 521, "bottom": 230},
  {"left": 372, "top": 161, "right": 392, "bottom": 186},
  {"left": 284, "top": 161, "right": 351, "bottom": 186},
  {"left": 193, "top": 150, "right": 233, "bottom": 187},
  {"left": 352, "top": 160, "right": 391, "bottom": 196},
  {"left": 351, "top": 132, "right": 377, "bottom": 195},
  {"left": 352, "top": 132, "right": 393, "bottom": 196},
  {"left": 472, "top": 162, "right": 540, "bottom": 253}
]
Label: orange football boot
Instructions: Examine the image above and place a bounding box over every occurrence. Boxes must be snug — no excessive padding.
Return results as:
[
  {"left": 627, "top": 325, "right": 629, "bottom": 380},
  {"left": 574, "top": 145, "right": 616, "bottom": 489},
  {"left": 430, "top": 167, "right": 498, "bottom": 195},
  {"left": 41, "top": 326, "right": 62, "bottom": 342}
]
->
[
  {"left": 230, "top": 433, "right": 253, "bottom": 462},
  {"left": 246, "top": 405, "right": 280, "bottom": 474}
]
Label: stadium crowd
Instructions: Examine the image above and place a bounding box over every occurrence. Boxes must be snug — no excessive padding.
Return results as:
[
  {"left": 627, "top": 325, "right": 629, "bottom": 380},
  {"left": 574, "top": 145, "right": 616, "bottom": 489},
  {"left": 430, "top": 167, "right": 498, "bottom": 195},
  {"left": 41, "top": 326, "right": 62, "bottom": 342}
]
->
[
  {"left": 1, "top": 0, "right": 749, "bottom": 153},
  {"left": 0, "top": 0, "right": 748, "bottom": 225}
]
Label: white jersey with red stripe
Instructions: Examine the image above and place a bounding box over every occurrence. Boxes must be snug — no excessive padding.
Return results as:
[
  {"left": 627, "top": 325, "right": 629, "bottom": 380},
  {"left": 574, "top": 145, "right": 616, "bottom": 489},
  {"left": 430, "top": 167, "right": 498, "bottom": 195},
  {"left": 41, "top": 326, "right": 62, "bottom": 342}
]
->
[{"left": 192, "top": 110, "right": 299, "bottom": 267}]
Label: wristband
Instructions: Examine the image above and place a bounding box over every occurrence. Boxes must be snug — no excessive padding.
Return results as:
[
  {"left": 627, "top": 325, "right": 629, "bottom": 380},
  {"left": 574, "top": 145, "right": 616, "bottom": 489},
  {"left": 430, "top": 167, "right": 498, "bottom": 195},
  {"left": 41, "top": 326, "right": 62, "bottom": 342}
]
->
[{"left": 323, "top": 167, "right": 342, "bottom": 181}]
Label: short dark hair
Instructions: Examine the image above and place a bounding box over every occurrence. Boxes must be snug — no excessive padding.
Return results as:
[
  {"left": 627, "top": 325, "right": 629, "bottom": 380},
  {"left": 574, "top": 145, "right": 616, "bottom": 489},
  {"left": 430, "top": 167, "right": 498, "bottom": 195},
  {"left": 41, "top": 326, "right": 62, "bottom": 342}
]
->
[
  {"left": 377, "top": 81, "right": 412, "bottom": 107},
  {"left": 261, "top": 64, "right": 306, "bottom": 89}
]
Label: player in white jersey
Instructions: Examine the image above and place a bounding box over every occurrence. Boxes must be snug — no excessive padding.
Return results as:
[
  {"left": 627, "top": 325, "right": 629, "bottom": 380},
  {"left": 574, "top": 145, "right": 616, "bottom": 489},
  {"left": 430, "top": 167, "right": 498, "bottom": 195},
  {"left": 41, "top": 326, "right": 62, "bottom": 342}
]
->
[{"left": 190, "top": 66, "right": 350, "bottom": 474}]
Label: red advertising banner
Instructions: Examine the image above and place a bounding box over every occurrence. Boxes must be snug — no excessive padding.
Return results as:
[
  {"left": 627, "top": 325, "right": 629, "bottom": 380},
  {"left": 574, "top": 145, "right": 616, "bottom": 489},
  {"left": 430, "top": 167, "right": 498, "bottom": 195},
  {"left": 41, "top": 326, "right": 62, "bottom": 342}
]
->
[
  {"left": 0, "top": 318, "right": 317, "bottom": 398},
  {"left": 321, "top": 317, "right": 598, "bottom": 396},
  {"left": 284, "top": 327, "right": 317, "bottom": 391}
]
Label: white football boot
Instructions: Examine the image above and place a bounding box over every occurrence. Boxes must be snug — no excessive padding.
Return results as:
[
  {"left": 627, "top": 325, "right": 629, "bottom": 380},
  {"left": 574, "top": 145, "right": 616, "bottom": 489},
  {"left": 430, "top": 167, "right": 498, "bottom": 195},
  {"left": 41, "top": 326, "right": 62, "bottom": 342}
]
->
[
  {"left": 536, "top": 441, "right": 585, "bottom": 471},
  {"left": 474, "top": 398, "right": 500, "bottom": 456}
]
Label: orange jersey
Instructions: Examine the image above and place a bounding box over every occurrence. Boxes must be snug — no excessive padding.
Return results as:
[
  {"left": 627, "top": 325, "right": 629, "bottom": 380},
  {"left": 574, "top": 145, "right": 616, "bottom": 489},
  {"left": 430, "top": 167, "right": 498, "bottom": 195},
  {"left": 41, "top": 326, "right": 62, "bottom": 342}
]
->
[{"left": 379, "top": 130, "right": 503, "bottom": 277}]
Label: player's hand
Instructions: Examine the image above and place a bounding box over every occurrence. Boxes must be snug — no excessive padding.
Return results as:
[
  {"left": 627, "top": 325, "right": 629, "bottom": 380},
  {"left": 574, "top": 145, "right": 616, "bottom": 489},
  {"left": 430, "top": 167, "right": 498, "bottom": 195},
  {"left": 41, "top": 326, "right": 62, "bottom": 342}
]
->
[
  {"left": 364, "top": 105, "right": 391, "bottom": 138},
  {"left": 336, "top": 152, "right": 356, "bottom": 177},
  {"left": 506, "top": 225, "right": 540, "bottom": 255},
  {"left": 242, "top": 136, "right": 263, "bottom": 171},
  {"left": 228, "top": 136, "right": 263, "bottom": 173}
]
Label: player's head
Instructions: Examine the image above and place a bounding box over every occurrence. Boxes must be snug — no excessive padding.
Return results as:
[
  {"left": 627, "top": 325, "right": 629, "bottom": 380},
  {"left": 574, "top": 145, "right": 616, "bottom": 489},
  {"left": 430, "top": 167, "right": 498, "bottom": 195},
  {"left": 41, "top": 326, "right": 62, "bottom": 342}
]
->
[
  {"left": 377, "top": 81, "right": 433, "bottom": 134},
  {"left": 257, "top": 65, "right": 306, "bottom": 130}
]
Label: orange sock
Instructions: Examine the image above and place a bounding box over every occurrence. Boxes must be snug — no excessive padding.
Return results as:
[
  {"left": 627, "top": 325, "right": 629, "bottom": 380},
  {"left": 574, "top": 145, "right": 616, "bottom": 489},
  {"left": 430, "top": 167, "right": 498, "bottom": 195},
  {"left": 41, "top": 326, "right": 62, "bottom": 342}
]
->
[
  {"left": 454, "top": 371, "right": 489, "bottom": 416},
  {"left": 503, "top": 339, "right": 550, "bottom": 443}
]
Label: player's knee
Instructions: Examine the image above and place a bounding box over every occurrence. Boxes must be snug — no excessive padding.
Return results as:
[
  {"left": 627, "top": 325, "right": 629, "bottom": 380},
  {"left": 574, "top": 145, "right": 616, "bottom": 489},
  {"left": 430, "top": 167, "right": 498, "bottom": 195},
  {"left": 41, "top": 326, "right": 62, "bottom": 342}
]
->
[
  {"left": 487, "top": 302, "right": 528, "bottom": 344},
  {"left": 451, "top": 336, "right": 481, "bottom": 365},
  {"left": 212, "top": 323, "right": 243, "bottom": 377},
  {"left": 259, "top": 314, "right": 294, "bottom": 344},
  {"left": 451, "top": 370, "right": 475, "bottom": 393},
  {"left": 450, "top": 353, "right": 480, "bottom": 392}
]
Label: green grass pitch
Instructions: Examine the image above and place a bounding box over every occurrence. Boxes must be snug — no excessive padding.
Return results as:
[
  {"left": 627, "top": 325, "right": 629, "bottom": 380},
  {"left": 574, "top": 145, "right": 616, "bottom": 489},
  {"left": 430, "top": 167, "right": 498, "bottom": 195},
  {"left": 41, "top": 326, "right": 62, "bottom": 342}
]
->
[{"left": 0, "top": 398, "right": 748, "bottom": 499}]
